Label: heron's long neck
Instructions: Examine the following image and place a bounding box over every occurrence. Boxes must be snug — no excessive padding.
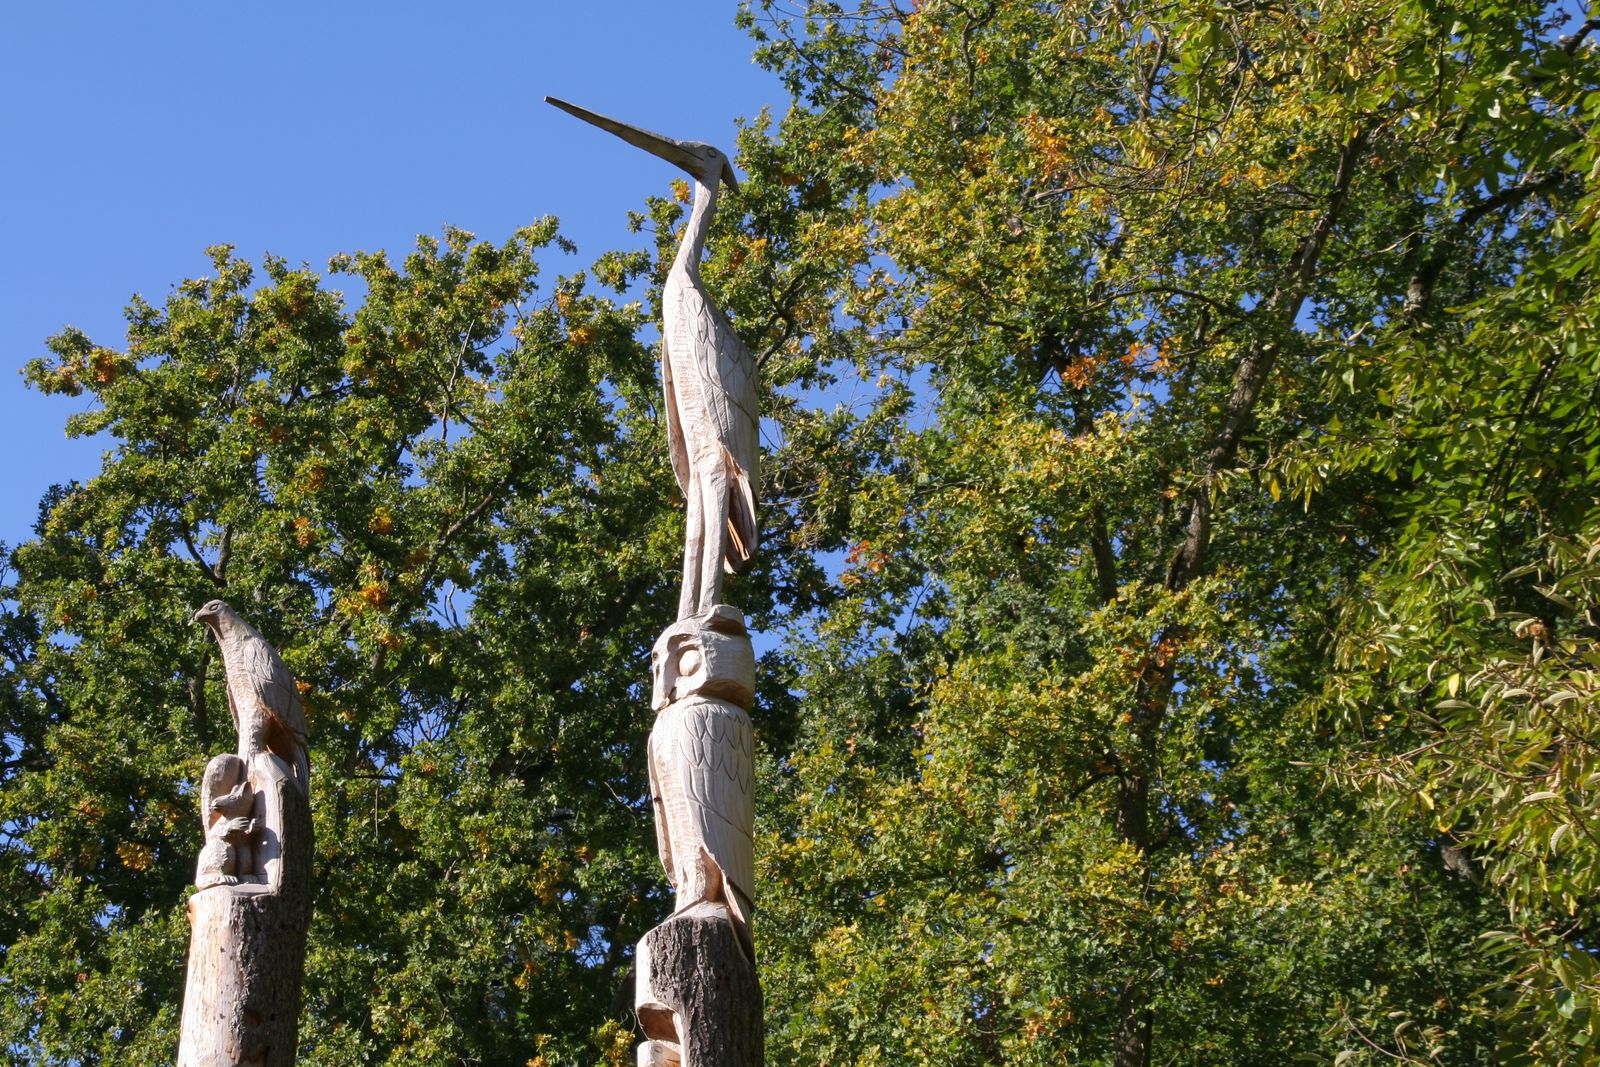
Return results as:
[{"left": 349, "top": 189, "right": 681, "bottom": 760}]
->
[{"left": 673, "top": 176, "right": 718, "bottom": 279}]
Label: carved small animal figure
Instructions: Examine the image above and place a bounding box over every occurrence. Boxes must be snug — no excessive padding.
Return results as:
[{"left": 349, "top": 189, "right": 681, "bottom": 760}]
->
[
  {"left": 194, "top": 600, "right": 309, "bottom": 793},
  {"left": 194, "top": 753, "right": 257, "bottom": 889}
]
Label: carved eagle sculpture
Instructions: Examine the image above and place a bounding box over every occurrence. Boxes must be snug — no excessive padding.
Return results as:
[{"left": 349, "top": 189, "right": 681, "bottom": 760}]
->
[
  {"left": 547, "top": 97, "right": 759, "bottom": 621},
  {"left": 194, "top": 600, "right": 309, "bottom": 794}
]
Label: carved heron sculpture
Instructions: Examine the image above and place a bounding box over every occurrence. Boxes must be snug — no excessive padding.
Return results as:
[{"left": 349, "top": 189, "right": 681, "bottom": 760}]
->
[{"left": 547, "top": 97, "right": 759, "bottom": 621}]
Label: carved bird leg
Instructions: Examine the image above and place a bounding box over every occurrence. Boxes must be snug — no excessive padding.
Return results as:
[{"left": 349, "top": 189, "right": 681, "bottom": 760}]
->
[
  {"left": 679, "top": 473, "right": 706, "bottom": 621},
  {"left": 696, "top": 463, "right": 730, "bottom": 618}
]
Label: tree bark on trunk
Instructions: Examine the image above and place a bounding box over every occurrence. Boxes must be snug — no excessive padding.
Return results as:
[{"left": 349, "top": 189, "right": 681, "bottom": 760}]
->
[
  {"left": 177, "top": 754, "right": 312, "bottom": 1067},
  {"left": 1111, "top": 128, "right": 1369, "bottom": 1066},
  {"left": 637, "top": 902, "right": 764, "bottom": 1067}
]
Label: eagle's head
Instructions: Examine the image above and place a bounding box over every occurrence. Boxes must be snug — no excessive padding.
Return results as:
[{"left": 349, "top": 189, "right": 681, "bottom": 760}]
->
[{"left": 193, "top": 599, "right": 236, "bottom": 638}]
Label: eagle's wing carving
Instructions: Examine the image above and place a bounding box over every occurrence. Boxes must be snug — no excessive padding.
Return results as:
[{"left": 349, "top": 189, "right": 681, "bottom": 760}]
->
[{"left": 238, "top": 633, "right": 308, "bottom": 791}]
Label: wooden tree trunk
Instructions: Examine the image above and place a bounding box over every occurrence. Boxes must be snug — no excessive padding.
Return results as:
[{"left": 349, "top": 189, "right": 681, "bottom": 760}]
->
[
  {"left": 636, "top": 902, "right": 763, "bottom": 1067},
  {"left": 178, "top": 753, "right": 312, "bottom": 1067}
]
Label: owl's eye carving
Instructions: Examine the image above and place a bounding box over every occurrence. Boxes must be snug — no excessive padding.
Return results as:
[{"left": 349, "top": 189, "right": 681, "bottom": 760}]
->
[{"left": 649, "top": 609, "right": 756, "bottom": 713}]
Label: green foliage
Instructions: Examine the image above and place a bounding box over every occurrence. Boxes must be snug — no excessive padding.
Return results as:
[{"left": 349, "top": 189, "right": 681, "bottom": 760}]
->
[
  {"left": 3, "top": 1, "right": 1598, "bottom": 1063},
  {"left": 730, "top": 0, "right": 1599, "bottom": 1062},
  {"left": 0, "top": 223, "right": 700, "bottom": 1064},
  {"left": 1301, "top": 37, "right": 1600, "bottom": 1056}
]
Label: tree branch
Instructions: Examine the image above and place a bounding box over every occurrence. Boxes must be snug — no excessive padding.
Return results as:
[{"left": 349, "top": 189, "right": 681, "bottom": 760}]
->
[
  {"left": 1405, "top": 170, "right": 1567, "bottom": 319},
  {"left": 413, "top": 491, "right": 503, "bottom": 590},
  {"left": 180, "top": 524, "right": 227, "bottom": 587},
  {"left": 1562, "top": 18, "right": 1600, "bottom": 54},
  {"left": 214, "top": 523, "right": 233, "bottom": 584},
  {"left": 1072, "top": 396, "right": 1120, "bottom": 605},
  {"left": 1167, "top": 127, "right": 1368, "bottom": 591}
]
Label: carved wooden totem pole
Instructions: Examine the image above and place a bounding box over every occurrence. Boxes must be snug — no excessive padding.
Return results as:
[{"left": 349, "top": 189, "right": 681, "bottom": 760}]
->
[
  {"left": 548, "top": 96, "right": 763, "bottom": 1066},
  {"left": 178, "top": 600, "right": 312, "bottom": 1067}
]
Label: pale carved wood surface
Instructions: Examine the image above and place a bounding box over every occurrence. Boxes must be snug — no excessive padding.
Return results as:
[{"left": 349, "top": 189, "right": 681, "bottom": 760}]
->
[
  {"left": 195, "top": 753, "right": 256, "bottom": 890},
  {"left": 178, "top": 755, "right": 311, "bottom": 1067},
  {"left": 648, "top": 696, "right": 756, "bottom": 932},
  {"left": 548, "top": 97, "right": 764, "bottom": 1066},
  {"left": 195, "top": 599, "right": 309, "bottom": 793},
  {"left": 545, "top": 95, "right": 759, "bottom": 622},
  {"left": 179, "top": 603, "right": 312, "bottom": 1067},
  {"left": 648, "top": 609, "right": 758, "bottom": 942}
]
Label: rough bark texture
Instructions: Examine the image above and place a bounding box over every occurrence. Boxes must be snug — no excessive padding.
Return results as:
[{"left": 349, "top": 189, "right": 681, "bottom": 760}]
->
[
  {"left": 637, "top": 902, "right": 763, "bottom": 1067},
  {"left": 177, "top": 757, "right": 312, "bottom": 1067}
]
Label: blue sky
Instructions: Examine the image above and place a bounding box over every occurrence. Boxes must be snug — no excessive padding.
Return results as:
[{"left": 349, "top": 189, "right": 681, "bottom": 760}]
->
[{"left": 0, "top": 1, "right": 781, "bottom": 550}]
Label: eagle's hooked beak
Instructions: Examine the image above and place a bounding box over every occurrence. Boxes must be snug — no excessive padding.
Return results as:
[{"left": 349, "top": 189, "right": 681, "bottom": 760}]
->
[{"left": 545, "top": 96, "right": 738, "bottom": 191}]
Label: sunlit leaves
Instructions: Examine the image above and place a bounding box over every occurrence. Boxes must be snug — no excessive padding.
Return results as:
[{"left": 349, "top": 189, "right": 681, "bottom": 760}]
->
[
  {"left": 735, "top": 0, "right": 1592, "bottom": 1062},
  {"left": 0, "top": 221, "right": 690, "bottom": 1063}
]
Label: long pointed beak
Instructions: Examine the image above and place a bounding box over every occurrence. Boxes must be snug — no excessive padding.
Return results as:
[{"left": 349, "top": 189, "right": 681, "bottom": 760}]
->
[{"left": 546, "top": 96, "right": 703, "bottom": 174}]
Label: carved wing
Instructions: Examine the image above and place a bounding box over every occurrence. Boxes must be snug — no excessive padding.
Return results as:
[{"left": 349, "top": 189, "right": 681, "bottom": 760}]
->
[
  {"left": 646, "top": 730, "right": 677, "bottom": 884},
  {"left": 679, "top": 284, "right": 759, "bottom": 489},
  {"left": 679, "top": 703, "right": 755, "bottom": 905},
  {"left": 240, "top": 637, "right": 305, "bottom": 743},
  {"left": 676, "top": 281, "right": 760, "bottom": 568},
  {"left": 222, "top": 684, "right": 241, "bottom": 736},
  {"left": 240, "top": 633, "right": 309, "bottom": 788},
  {"left": 659, "top": 335, "right": 691, "bottom": 494}
]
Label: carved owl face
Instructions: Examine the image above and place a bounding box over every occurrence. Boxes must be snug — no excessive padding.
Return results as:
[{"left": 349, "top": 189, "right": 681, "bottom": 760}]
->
[
  {"left": 651, "top": 629, "right": 705, "bottom": 711},
  {"left": 649, "top": 614, "right": 757, "bottom": 712}
]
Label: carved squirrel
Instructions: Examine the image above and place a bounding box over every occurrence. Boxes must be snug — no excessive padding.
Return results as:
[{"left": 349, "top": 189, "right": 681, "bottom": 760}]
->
[{"left": 194, "top": 753, "right": 257, "bottom": 889}]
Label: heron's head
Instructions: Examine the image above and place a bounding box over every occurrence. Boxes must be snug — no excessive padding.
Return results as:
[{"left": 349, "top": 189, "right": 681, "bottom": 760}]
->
[{"left": 546, "top": 96, "right": 739, "bottom": 192}]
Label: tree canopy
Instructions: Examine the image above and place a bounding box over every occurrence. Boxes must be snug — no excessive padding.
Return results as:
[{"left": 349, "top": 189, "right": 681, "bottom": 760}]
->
[{"left": 3, "top": 1, "right": 1599, "bottom": 1064}]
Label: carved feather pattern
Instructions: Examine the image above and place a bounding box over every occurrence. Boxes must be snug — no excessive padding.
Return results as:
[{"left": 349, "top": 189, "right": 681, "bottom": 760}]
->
[
  {"left": 648, "top": 698, "right": 755, "bottom": 911},
  {"left": 666, "top": 276, "right": 760, "bottom": 572},
  {"left": 216, "top": 610, "right": 309, "bottom": 793},
  {"left": 660, "top": 335, "right": 692, "bottom": 494}
]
